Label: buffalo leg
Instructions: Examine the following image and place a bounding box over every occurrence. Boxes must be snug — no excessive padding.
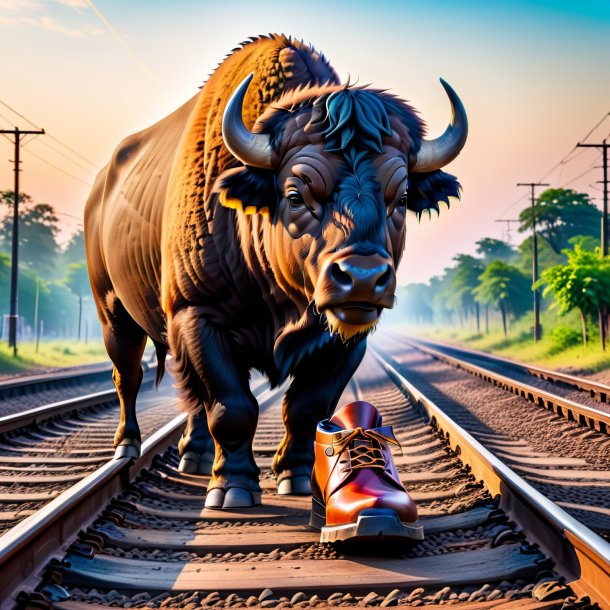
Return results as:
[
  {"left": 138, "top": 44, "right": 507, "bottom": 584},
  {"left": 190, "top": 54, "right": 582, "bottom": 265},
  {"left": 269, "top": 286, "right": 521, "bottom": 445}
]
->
[
  {"left": 273, "top": 338, "right": 366, "bottom": 494},
  {"left": 101, "top": 301, "right": 148, "bottom": 459},
  {"left": 170, "top": 308, "right": 260, "bottom": 508},
  {"left": 177, "top": 409, "right": 214, "bottom": 474}
]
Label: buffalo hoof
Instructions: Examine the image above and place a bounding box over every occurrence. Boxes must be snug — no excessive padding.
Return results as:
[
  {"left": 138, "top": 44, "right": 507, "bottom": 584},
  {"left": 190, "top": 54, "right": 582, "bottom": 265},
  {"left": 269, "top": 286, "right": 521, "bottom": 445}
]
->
[
  {"left": 204, "top": 487, "right": 262, "bottom": 509},
  {"left": 178, "top": 450, "right": 213, "bottom": 475},
  {"left": 114, "top": 438, "right": 141, "bottom": 460},
  {"left": 277, "top": 475, "right": 312, "bottom": 496}
]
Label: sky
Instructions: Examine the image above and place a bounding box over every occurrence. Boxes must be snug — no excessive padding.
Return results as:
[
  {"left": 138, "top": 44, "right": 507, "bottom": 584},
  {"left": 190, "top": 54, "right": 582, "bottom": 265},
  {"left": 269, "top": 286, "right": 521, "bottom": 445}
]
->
[{"left": 0, "top": 0, "right": 609, "bottom": 285}]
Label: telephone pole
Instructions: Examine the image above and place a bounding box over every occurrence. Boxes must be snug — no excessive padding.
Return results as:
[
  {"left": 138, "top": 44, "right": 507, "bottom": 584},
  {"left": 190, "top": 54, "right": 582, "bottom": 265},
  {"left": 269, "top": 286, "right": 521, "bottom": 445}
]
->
[
  {"left": 0, "top": 126, "right": 45, "bottom": 356},
  {"left": 494, "top": 219, "right": 520, "bottom": 244},
  {"left": 576, "top": 139, "right": 608, "bottom": 256},
  {"left": 517, "top": 182, "right": 549, "bottom": 342}
]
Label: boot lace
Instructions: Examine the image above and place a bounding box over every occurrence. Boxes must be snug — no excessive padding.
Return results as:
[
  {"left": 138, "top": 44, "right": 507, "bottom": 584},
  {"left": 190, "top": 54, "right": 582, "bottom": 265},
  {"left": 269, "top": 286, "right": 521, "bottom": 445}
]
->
[{"left": 332, "top": 426, "right": 401, "bottom": 471}]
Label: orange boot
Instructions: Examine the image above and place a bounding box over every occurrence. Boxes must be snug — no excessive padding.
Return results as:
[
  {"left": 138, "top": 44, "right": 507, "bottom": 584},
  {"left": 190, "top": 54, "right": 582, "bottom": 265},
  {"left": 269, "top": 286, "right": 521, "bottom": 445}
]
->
[{"left": 310, "top": 401, "right": 423, "bottom": 543}]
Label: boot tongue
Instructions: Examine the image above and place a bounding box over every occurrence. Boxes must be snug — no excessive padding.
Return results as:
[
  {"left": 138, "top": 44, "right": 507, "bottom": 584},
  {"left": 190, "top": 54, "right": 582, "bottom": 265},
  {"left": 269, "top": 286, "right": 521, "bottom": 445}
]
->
[{"left": 330, "top": 401, "right": 382, "bottom": 430}]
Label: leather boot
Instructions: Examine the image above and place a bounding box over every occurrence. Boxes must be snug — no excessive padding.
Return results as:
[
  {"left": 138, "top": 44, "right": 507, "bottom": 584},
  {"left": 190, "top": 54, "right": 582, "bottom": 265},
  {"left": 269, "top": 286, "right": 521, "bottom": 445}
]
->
[{"left": 310, "top": 401, "right": 423, "bottom": 543}]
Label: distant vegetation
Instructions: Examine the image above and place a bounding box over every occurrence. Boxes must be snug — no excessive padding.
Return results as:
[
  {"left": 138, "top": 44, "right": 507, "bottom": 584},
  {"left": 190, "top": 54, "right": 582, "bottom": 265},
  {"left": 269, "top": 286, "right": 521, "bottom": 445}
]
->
[
  {"left": 392, "top": 188, "right": 610, "bottom": 360},
  {"left": 0, "top": 190, "right": 98, "bottom": 349}
]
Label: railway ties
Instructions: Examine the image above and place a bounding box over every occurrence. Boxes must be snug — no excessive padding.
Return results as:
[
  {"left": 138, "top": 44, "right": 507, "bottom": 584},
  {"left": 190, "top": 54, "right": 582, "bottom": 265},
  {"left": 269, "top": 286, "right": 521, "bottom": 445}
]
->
[
  {"left": 376, "top": 334, "right": 610, "bottom": 540},
  {"left": 0, "top": 371, "right": 180, "bottom": 536},
  {"left": 9, "top": 352, "right": 607, "bottom": 609}
]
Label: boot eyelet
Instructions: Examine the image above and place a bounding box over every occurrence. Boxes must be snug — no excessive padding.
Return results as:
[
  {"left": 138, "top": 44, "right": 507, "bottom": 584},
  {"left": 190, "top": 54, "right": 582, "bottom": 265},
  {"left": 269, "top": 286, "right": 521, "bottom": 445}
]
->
[{"left": 325, "top": 447, "right": 334, "bottom": 456}]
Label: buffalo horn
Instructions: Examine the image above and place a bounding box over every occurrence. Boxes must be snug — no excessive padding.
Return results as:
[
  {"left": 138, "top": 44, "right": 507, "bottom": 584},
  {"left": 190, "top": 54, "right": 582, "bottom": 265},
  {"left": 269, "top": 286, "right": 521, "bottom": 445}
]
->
[
  {"left": 222, "top": 73, "right": 273, "bottom": 169},
  {"left": 412, "top": 78, "right": 468, "bottom": 173}
]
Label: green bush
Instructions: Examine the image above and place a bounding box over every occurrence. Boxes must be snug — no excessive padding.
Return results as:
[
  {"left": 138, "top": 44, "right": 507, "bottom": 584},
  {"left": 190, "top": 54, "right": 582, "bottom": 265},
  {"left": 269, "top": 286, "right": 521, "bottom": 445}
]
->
[{"left": 549, "top": 326, "right": 581, "bottom": 354}]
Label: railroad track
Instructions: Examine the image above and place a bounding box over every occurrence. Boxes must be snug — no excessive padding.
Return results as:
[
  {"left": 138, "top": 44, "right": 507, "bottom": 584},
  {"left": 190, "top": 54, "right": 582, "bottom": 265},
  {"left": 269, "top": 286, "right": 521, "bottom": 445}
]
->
[
  {"left": 2, "top": 350, "right": 608, "bottom": 609},
  {"left": 396, "top": 334, "right": 610, "bottom": 427},
  {"left": 376, "top": 333, "right": 610, "bottom": 538},
  {"left": 0, "top": 352, "right": 160, "bottom": 419},
  {"left": 0, "top": 362, "right": 113, "bottom": 401},
  {"left": 0, "top": 364, "right": 181, "bottom": 535},
  {"left": 405, "top": 335, "right": 610, "bottom": 406}
]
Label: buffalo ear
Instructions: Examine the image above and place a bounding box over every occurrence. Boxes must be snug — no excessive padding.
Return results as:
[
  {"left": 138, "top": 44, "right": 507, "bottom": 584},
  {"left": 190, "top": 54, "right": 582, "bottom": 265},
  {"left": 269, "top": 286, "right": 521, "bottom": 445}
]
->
[
  {"left": 407, "top": 170, "right": 461, "bottom": 219},
  {"left": 214, "top": 166, "right": 276, "bottom": 218}
]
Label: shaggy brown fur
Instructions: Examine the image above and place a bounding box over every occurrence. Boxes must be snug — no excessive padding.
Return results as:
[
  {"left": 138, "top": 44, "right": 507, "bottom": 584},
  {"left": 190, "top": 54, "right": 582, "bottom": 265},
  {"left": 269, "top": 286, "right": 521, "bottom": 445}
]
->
[{"left": 85, "top": 35, "right": 461, "bottom": 504}]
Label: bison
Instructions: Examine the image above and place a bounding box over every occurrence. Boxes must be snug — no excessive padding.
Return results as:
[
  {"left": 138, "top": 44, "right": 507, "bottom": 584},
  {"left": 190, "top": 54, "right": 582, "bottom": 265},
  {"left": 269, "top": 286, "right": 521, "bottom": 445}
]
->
[{"left": 85, "top": 34, "right": 467, "bottom": 509}]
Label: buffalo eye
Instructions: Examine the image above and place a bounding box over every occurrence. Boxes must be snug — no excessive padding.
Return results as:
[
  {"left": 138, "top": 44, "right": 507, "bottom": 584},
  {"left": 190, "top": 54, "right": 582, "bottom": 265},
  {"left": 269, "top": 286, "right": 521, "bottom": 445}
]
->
[
  {"left": 287, "top": 189, "right": 320, "bottom": 220},
  {"left": 287, "top": 190, "right": 306, "bottom": 210},
  {"left": 387, "top": 190, "right": 408, "bottom": 218}
]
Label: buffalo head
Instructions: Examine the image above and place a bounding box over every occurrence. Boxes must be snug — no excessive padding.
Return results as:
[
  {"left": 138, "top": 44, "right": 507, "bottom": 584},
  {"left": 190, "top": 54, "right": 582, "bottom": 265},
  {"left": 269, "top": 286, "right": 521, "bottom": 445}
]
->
[{"left": 215, "top": 74, "right": 467, "bottom": 341}]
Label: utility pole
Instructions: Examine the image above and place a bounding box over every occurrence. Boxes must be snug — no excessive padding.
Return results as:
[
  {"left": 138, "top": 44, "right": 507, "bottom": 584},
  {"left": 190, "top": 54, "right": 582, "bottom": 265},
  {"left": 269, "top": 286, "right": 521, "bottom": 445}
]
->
[
  {"left": 576, "top": 139, "right": 608, "bottom": 256},
  {"left": 0, "top": 126, "right": 45, "bottom": 356},
  {"left": 494, "top": 219, "right": 520, "bottom": 244},
  {"left": 517, "top": 182, "right": 550, "bottom": 342}
]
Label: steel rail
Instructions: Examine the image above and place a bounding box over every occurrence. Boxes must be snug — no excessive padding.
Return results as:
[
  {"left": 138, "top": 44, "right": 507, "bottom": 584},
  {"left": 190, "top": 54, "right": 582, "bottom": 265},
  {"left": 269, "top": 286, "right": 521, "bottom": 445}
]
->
[
  {"left": 0, "top": 366, "right": 157, "bottom": 436},
  {"left": 0, "top": 349, "right": 156, "bottom": 400},
  {"left": 0, "top": 363, "right": 112, "bottom": 395},
  {"left": 0, "top": 361, "right": 113, "bottom": 395},
  {"left": 404, "top": 334, "right": 610, "bottom": 403},
  {"left": 399, "top": 337, "right": 610, "bottom": 434},
  {"left": 0, "top": 379, "right": 284, "bottom": 608},
  {"left": 0, "top": 412, "right": 187, "bottom": 609},
  {"left": 373, "top": 348, "right": 610, "bottom": 610}
]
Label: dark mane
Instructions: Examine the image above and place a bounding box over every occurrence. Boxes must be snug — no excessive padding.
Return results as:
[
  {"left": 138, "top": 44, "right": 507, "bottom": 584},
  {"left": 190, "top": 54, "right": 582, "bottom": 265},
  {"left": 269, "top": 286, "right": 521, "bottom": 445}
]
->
[{"left": 315, "top": 89, "right": 392, "bottom": 153}]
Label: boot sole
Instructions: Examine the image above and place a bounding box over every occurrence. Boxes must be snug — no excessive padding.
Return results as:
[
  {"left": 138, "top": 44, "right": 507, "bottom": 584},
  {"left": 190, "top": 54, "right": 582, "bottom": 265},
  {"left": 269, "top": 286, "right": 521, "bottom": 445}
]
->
[{"left": 309, "top": 497, "right": 424, "bottom": 543}]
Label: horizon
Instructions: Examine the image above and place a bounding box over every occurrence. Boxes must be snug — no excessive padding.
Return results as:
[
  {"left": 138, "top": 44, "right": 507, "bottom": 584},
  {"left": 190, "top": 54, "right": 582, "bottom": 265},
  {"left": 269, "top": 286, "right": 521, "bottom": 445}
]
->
[{"left": 0, "top": 0, "right": 609, "bottom": 285}]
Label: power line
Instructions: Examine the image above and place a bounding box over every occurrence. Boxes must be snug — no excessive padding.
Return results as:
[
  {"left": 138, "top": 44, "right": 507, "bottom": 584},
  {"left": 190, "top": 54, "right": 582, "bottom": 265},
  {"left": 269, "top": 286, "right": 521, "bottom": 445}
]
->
[
  {"left": 23, "top": 148, "right": 93, "bottom": 187},
  {"left": 0, "top": 110, "right": 16, "bottom": 127},
  {"left": 560, "top": 163, "right": 598, "bottom": 188},
  {"left": 0, "top": 100, "right": 39, "bottom": 129},
  {"left": 580, "top": 112, "right": 610, "bottom": 144},
  {"left": 27, "top": 138, "right": 98, "bottom": 177},
  {"left": 497, "top": 193, "right": 527, "bottom": 219},
  {"left": 56, "top": 211, "right": 84, "bottom": 222},
  {"left": 46, "top": 133, "right": 100, "bottom": 170},
  {"left": 0, "top": 99, "right": 100, "bottom": 170},
  {"left": 537, "top": 112, "right": 609, "bottom": 183},
  {"left": 497, "top": 112, "right": 610, "bottom": 220}
]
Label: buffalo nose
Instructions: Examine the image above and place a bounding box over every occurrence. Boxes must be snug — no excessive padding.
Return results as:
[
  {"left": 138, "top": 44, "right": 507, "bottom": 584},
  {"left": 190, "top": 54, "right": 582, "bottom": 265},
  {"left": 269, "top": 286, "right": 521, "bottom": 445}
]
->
[{"left": 328, "top": 254, "right": 396, "bottom": 302}]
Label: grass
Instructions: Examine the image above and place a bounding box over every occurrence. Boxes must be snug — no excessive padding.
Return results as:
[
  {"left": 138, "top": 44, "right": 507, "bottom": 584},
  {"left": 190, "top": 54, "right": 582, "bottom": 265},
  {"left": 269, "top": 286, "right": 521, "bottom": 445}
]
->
[
  {"left": 393, "top": 309, "right": 610, "bottom": 375},
  {"left": 0, "top": 340, "right": 109, "bottom": 376}
]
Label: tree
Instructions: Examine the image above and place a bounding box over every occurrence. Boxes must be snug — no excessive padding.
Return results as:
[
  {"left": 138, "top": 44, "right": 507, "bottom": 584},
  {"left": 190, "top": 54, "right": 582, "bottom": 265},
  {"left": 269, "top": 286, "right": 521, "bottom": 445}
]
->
[
  {"left": 0, "top": 191, "right": 60, "bottom": 277},
  {"left": 474, "top": 261, "right": 531, "bottom": 336},
  {"left": 396, "top": 283, "right": 434, "bottom": 324},
  {"left": 535, "top": 246, "right": 610, "bottom": 348},
  {"left": 475, "top": 237, "right": 515, "bottom": 263},
  {"left": 432, "top": 268, "right": 459, "bottom": 325},
  {"left": 568, "top": 234, "right": 598, "bottom": 252},
  {"left": 516, "top": 234, "right": 564, "bottom": 276},
  {"left": 65, "top": 263, "right": 90, "bottom": 341},
  {"left": 60, "top": 228, "right": 86, "bottom": 266},
  {"left": 518, "top": 188, "right": 601, "bottom": 255},
  {"left": 448, "top": 254, "right": 485, "bottom": 331}
]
